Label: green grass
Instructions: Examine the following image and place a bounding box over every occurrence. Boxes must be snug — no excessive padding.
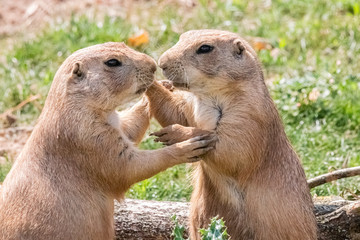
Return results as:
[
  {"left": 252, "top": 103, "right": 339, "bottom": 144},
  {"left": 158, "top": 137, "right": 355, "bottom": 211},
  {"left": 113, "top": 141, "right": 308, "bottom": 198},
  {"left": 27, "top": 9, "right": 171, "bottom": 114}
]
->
[
  {"left": 0, "top": 0, "right": 359, "bottom": 199},
  {"left": 0, "top": 157, "right": 12, "bottom": 183}
]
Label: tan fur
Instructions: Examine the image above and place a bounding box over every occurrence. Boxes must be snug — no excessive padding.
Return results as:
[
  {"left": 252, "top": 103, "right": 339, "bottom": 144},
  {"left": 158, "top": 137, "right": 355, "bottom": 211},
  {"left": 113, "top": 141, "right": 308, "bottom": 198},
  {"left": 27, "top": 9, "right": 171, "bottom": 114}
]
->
[
  {"left": 147, "top": 30, "right": 317, "bottom": 239},
  {"left": 0, "top": 42, "right": 215, "bottom": 240}
]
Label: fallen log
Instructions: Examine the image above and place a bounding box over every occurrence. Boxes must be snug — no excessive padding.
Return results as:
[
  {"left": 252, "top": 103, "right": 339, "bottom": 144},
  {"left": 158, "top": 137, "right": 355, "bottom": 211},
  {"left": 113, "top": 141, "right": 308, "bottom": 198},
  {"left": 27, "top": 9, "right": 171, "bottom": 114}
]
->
[
  {"left": 114, "top": 198, "right": 360, "bottom": 240},
  {"left": 114, "top": 199, "right": 189, "bottom": 240}
]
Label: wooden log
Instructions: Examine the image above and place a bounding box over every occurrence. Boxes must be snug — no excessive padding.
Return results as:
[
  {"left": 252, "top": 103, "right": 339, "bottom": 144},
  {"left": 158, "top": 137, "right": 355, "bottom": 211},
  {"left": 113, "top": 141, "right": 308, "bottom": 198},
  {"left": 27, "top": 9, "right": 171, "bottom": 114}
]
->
[
  {"left": 114, "top": 198, "right": 360, "bottom": 240},
  {"left": 114, "top": 199, "right": 189, "bottom": 240}
]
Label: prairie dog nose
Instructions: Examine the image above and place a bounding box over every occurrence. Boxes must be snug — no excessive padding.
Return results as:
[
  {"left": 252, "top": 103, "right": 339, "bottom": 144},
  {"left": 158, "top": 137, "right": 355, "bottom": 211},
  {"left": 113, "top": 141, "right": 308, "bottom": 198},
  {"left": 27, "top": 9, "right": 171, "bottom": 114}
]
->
[
  {"left": 145, "top": 55, "right": 157, "bottom": 73},
  {"left": 158, "top": 54, "right": 169, "bottom": 70},
  {"left": 149, "top": 60, "right": 157, "bottom": 73}
]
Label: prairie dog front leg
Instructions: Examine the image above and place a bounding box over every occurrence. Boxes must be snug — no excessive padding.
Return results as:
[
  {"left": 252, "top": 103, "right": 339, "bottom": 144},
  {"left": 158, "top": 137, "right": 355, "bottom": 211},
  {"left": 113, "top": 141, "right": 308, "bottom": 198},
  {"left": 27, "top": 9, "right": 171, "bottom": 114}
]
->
[
  {"left": 116, "top": 96, "right": 151, "bottom": 145},
  {"left": 146, "top": 81, "right": 194, "bottom": 127},
  {"left": 121, "top": 134, "right": 215, "bottom": 187}
]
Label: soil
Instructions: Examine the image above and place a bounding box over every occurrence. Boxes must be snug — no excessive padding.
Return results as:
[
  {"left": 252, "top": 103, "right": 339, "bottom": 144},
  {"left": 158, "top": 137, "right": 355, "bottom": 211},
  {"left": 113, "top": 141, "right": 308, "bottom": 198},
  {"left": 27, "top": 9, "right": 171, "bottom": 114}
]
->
[
  {"left": 0, "top": 0, "right": 129, "bottom": 37},
  {"left": 0, "top": 127, "right": 33, "bottom": 163}
]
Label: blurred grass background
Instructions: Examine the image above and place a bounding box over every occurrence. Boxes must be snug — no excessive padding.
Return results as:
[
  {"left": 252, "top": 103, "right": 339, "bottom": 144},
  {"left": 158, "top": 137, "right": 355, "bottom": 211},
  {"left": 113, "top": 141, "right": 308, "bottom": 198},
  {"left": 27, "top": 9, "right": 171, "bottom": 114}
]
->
[{"left": 0, "top": 0, "right": 359, "bottom": 200}]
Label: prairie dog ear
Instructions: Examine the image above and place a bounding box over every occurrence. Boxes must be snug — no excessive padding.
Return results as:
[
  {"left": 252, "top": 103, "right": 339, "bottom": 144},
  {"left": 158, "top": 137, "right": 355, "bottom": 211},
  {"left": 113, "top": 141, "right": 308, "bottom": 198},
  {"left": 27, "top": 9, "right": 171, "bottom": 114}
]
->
[
  {"left": 233, "top": 39, "right": 245, "bottom": 55},
  {"left": 72, "top": 62, "right": 83, "bottom": 78}
]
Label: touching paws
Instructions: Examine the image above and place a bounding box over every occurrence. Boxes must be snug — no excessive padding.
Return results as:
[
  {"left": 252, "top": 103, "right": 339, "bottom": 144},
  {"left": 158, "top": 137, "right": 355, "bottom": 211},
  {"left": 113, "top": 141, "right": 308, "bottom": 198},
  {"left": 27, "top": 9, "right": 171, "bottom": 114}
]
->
[
  {"left": 151, "top": 124, "right": 217, "bottom": 162},
  {"left": 158, "top": 80, "right": 175, "bottom": 92},
  {"left": 173, "top": 135, "right": 216, "bottom": 162},
  {"left": 151, "top": 124, "right": 216, "bottom": 146}
]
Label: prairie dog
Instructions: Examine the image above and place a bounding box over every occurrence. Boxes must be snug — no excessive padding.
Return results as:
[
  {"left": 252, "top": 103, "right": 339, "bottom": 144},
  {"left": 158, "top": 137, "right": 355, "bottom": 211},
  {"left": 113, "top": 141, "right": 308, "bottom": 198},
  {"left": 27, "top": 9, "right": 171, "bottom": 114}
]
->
[
  {"left": 0, "top": 42, "right": 214, "bottom": 240},
  {"left": 147, "top": 30, "right": 317, "bottom": 239}
]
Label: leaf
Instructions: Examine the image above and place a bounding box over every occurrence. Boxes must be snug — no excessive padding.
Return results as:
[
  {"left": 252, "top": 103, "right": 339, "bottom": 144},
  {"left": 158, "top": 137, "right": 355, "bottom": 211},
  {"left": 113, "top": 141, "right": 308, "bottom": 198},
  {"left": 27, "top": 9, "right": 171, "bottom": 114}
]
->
[
  {"left": 278, "top": 38, "right": 287, "bottom": 49},
  {"left": 171, "top": 215, "right": 187, "bottom": 240},
  {"left": 353, "top": 3, "right": 359, "bottom": 15},
  {"left": 247, "top": 37, "right": 272, "bottom": 51},
  {"left": 199, "top": 216, "right": 230, "bottom": 240},
  {"left": 253, "top": 41, "right": 271, "bottom": 51},
  {"left": 128, "top": 30, "right": 150, "bottom": 47}
]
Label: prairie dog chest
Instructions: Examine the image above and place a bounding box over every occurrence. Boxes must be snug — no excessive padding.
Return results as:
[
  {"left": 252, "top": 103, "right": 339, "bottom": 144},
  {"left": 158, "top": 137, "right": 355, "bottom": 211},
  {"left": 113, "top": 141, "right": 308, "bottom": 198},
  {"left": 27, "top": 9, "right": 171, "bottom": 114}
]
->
[
  {"left": 107, "top": 111, "right": 129, "bottom": 142},
  {"left": 107, "top": 111, "right": 121, "bottom": 131},
  {"left": 192, "top": 97, "right": 221, "bottom": 131}
]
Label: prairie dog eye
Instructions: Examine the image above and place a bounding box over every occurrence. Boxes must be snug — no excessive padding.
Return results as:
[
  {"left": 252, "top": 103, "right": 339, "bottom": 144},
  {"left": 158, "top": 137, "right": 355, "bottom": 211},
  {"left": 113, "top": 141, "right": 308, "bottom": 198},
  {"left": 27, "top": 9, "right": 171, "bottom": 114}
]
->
[
  {"left": 104, "top": 59, "right": 122, "bottom": 67},
  {"left": 196, "top": 45, "right": 214, "bottom": 54}
]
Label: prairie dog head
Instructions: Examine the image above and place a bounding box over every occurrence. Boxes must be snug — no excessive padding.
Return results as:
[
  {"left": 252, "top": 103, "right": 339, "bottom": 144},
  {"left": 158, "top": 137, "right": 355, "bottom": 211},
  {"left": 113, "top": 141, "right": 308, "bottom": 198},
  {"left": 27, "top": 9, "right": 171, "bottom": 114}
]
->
[
  {"left": 158, "top": 30, "right": 263, "bottom": 93},
  {"left": 49, "top": 42, "right": 156, "bottom": 112}
]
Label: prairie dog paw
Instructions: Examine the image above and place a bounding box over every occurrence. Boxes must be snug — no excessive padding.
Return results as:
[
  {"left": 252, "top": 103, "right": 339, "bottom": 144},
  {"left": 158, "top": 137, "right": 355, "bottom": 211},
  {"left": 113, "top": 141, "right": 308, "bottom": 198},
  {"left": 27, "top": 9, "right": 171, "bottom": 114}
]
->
[
  {"left": 170, "top": 135, "right": 216, "bottom": 163},
  {"left": 151, "top": 124, "right": 216, "bottom": 146},
  {"left": 159, "top": 80, "right": 174, "bottom": 91}
]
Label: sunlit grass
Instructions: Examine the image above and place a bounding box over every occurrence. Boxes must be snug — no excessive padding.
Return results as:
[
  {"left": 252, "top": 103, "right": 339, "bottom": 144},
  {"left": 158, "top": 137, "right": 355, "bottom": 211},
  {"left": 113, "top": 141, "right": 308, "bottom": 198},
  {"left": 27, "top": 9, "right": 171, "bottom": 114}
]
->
[{"left": 0, "top": 157, "right": 12, "bottom": 183}]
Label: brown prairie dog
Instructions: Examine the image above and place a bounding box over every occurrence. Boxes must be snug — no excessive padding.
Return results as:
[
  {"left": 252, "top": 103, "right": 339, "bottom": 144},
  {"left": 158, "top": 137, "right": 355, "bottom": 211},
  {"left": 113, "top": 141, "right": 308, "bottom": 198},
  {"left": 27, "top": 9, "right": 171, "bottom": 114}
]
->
[
  {"left": 147, "top": 30, "right": 317, "bottom": 239},
  {"left": 0, "top": 42, "right": 215, "bottom": 240}
]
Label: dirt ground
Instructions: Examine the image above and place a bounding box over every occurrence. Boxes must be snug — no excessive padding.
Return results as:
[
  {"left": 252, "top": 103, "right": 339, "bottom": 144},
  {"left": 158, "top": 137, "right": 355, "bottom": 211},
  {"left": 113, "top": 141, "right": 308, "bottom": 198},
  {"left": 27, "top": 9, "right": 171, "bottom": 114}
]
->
[
  {"left": 0, "top": 0, "right": 195, "bottom": 37},
  {"left": 0, "top": 127, "right": 33, "bottom": 163},
  {"left": 0, "top": 0, "right": 133, "bottom": 36}
]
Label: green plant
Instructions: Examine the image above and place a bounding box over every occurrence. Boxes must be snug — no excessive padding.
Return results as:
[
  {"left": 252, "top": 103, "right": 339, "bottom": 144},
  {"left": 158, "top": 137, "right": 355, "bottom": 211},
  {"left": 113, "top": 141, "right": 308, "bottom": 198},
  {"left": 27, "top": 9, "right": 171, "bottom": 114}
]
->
[
  {"left": 172, "top": 216, "right": 230, "bottom": 240},
  {"left": 0, "top": 157, "right": 12, "bottom": 183},
  {"left": 199, "top": 217, "right": 230, "bottom": 240},
  {"left": 172, "top": 215, "right": 187, "bottom": 240}
]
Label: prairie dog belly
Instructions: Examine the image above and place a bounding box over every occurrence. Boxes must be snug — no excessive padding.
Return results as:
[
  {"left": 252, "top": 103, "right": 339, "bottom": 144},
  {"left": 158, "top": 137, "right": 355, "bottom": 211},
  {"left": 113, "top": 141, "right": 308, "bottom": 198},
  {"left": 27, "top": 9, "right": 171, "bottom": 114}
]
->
[{"left": 192, "top": 97, "right": 221, "bottom": 131}]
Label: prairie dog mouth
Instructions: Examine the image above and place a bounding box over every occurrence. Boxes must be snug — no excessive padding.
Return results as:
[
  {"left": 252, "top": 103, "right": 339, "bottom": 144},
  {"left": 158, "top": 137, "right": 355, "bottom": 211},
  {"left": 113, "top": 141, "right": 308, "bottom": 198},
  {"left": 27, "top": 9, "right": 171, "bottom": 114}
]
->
[
  {"left": 135, "top": 76, "right": 154, "bottom": 94},
  {"left": 162, "top": 69, "right": 189, "bottom": 89}
]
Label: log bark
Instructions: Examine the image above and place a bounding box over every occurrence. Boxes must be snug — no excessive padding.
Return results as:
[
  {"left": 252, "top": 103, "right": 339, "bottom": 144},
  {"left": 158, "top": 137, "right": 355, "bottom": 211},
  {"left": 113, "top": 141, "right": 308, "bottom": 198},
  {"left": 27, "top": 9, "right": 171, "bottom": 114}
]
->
[
  {"left": 114, "top": 199, "right": 189, "bottom": 240},
  {"left": 114, "top": 198, "right": 360, "bottom": 240}
]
